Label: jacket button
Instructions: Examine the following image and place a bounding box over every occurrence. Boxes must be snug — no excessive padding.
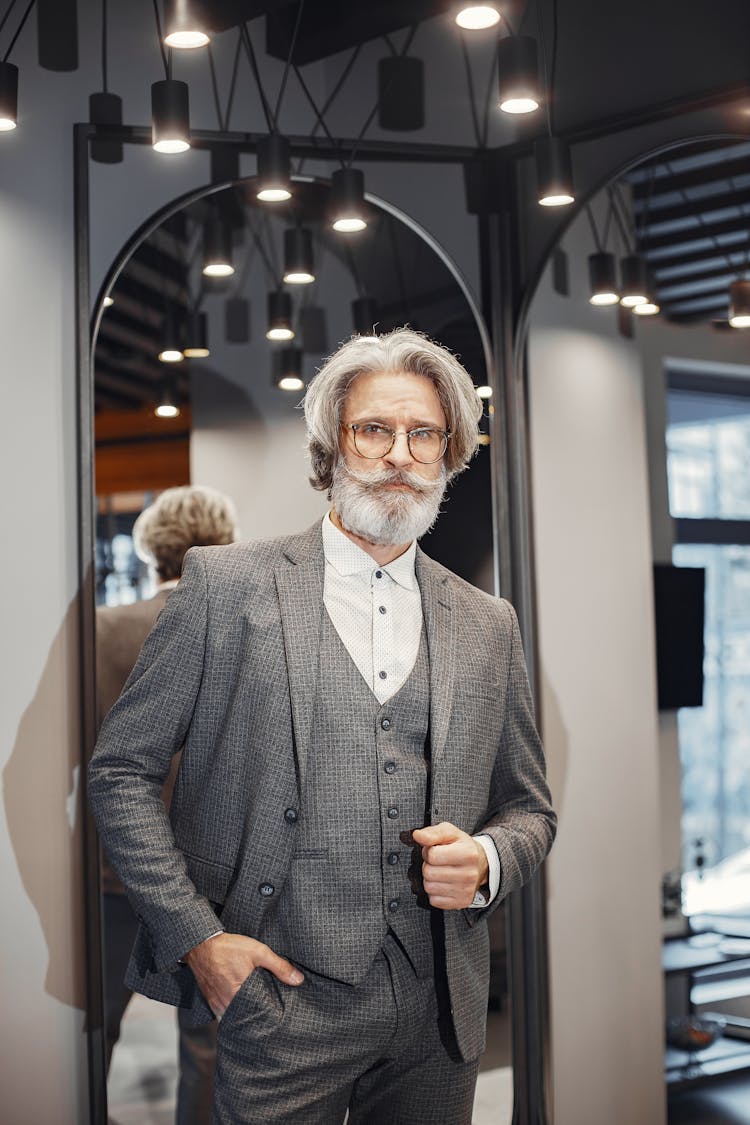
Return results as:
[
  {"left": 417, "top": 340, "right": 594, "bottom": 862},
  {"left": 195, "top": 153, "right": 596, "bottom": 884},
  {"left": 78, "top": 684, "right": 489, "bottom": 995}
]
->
[
  {"left": 259, "top": 883, "right": 275, "bottom": 897},
  {"left": 381, "top": 718, "right": 391, "bottom": 731},
  {"left": 388, "top": 898, "right": 399, "bottom": 912},
  {"left": 284, "top": 808, "right": 298, "bottom": 823},
  {"left": 384, "top": 761, "right": 396, "bottom": 774},
  {"left": 387, "top": 806, "right": 399, "bottom": 819},
  {"left": 388, "top": 852, "right": 400, "bottom": 865}
]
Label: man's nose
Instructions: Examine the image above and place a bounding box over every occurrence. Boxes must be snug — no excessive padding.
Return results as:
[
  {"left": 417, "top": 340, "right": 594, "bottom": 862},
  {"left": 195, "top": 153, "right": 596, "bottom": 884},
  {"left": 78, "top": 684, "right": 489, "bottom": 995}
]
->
[{"left": 384, "top": 431, "right": 413, "bottom": 466}]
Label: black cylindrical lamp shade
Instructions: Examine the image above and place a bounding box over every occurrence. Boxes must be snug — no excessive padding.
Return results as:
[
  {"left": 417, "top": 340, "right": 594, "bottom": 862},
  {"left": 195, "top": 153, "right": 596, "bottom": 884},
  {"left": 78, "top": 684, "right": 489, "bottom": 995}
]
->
[
  {"left": 331, "top": 168, "right": 367, "bottom": 232},
  {"left": 267, "top": 290, "right": 295, "bottom": 340},
  {"left": 203, "top": 218, "right": 234, "bottom": 277},
  {"left": 256, "top": 133, "right": 292, "bottom": 201},
  {"left": 183, "top": 311, "right": 210, "bottom": 357},
  {"left": 588, "top": 252, "right": 619, "bottom": 306},
  {"left": 283, "top": 228, "right": 315, "bottom": 284},
  {"left": 159, "top": 306, "right": 184, "bottom": 362},
  {"left": 352, "top": 296, "right": 380, "bottom": 336},
  {"left": 274, "top": 346, "right": 304, "bottom": 391},
  {"left": 0, "top": 61, "right": 18, "bottom": 131},
  {"left": 729, "top": 279, "right": 750, "bottom": 328},
  {"left": 378, "top": 56, "right": 425, "bottom": 131},
  {"left": 164, "top": 0, "right": 209, "bottom": 48},
  {"left": 152, "top": 79, "right": 190, "bottom": 153},
  {"left": 497, "top": 35, "right": 540, "bottom": 114},
  {"left": 536, "top": 136, "right": 574, "bottom": 206},
  {"left": 89, "top": 91, "right": 123, "bottom": 163},
  {"left": 620, "top": 255, "right": 649, "bottom": 307}
]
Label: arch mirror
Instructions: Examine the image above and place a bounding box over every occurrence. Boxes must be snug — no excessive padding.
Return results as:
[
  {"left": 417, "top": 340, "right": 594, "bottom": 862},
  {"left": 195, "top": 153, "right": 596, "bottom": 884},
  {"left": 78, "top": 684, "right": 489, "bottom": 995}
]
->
[{"left": 90, "top": 175, "right": 508, "bottom": 1121}]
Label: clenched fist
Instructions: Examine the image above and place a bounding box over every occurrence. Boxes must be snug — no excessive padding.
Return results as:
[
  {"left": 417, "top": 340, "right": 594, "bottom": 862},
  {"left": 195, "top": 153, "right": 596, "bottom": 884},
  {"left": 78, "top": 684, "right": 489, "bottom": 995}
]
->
[{"left": 412, "top": 821, "right": 489, "bottom": 910}]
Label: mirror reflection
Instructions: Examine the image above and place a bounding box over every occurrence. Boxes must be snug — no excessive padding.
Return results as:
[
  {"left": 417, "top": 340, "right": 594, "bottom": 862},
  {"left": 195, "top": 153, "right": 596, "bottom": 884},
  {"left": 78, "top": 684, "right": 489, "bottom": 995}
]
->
[{"left": 93, "top": 179, "right": 512, "bottom": 1123}]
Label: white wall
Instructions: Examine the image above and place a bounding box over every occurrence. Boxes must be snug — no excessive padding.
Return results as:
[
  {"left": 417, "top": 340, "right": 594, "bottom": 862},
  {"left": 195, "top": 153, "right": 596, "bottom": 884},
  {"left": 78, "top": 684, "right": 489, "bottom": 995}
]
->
[{"left": 528, "top": 217, "right": 666, "bottom": 1125}]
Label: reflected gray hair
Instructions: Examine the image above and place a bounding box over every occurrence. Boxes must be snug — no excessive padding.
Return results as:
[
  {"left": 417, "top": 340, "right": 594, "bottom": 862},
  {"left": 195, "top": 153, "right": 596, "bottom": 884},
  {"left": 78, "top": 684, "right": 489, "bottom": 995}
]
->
[
  {"left": 303, "top": 328, "right": 483, "bottom": 492},
  {"left": 133, "top": 484, "right": 239, "bottom": 581}
]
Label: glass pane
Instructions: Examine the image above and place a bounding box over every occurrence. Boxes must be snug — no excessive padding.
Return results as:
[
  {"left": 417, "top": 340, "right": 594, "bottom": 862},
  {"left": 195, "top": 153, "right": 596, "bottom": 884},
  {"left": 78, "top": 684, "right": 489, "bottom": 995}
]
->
[{"left": 667, "top": 392, "right": 750, "bottom": 519}]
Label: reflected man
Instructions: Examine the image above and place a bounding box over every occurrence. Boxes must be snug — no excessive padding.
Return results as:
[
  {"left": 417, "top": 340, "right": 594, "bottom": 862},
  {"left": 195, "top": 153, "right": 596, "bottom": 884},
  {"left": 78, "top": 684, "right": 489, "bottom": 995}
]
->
[{"left": 89, "top": 328, "right": 555, "bottom": 1124}]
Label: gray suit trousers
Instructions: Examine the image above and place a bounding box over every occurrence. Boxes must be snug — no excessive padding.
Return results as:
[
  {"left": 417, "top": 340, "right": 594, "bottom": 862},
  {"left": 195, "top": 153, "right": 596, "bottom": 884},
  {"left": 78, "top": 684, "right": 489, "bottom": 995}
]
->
[{"left": 212, "top": 935, "right": 479, "bottom": 1125}]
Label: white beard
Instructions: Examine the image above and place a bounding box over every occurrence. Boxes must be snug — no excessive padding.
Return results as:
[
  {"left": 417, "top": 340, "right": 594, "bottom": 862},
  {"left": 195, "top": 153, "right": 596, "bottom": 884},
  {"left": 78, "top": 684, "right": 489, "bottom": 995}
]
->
[{"left": 330, "top": 460, "right": 447, "bottom": 546}]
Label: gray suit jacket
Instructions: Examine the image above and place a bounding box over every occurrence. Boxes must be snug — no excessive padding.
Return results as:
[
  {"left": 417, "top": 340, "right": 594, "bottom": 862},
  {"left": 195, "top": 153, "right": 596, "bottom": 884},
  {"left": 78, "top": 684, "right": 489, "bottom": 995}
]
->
[{"left": 88, "top": 520, "right": 555, "bottom": 1060}]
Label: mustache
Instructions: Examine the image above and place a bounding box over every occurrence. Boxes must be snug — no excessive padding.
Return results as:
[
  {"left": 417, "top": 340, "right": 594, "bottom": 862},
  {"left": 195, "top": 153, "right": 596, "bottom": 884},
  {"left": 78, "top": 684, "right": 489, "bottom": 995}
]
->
[{"left": 337, "top": 463, "right": 441, "bottom": 495}]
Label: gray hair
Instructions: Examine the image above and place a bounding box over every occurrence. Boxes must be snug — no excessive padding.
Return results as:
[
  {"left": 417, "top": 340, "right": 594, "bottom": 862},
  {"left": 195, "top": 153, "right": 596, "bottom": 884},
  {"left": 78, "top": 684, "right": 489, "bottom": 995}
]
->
[
  {"left": 133, "top": 484, "right": 239, "bottom": 581},
  {"left": 303, "top": 328, "right": 484, "bottom": 492}
]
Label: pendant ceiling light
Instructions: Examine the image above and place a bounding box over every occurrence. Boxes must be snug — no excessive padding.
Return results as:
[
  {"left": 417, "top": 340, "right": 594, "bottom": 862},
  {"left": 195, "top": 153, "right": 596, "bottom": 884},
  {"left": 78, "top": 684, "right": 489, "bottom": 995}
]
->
[
  {"left": 256, "top": 133, "right": 292, "bottom": 202},
  {"left": 536, "top": 135, "right": 574, "bottom": 206},
  {"left": 158, "top": 306, "right": 184, "bottom": 362},
  {"left": 266, "top": 290, "right": 295, "bottom": 341},
  {"left": 588, "top": 252, "right": 619, "bottom": 306},
  {"left": 155, "top": 383, "right": 180, "bottom": 418},
  {"left": 90, "top": 91, "right": 123, "bottom": 163},
  {"left": 183, "top": 311, "right": 210, "bottom": 357},
  {"left": 274, "top": 346, "right": 305, "bottom": 392},
  {"left": 455, "top": 3, "right": 501, "bottom": 30},
  {"left": 729, "top": 279, "right": 750, "bottom": 328},
  {"left": 331, "top": 168, "right": 367, "bottom": 233},
  {"left": 202, "top": 217, "right": 234, "bottom": 277},
  {"left": 283, "top": 227, "right": 315, "bottom": 285},
  {"left": 352, "top": 296, "right": 379, "bottom": 337},
  {"left": 632, "top": 300, "right": 660, "bottom": 317},
  {"left": 377, "top": 56, "right": 425, "bottom": 131},
  {"left": 497, "top": 35, "right": 540, "bottom": 115},
  {"left": 0, "top": 61, "right": 18, "bottom": 131},
  {"left": 620, "top": 254, "right": 649, "bottom": 308},
  {"left": 151, "top": 78, "right": 190, "bottom": 153},
  {"left": 163, "top": 0, "right": 210, "bottom": 49}
]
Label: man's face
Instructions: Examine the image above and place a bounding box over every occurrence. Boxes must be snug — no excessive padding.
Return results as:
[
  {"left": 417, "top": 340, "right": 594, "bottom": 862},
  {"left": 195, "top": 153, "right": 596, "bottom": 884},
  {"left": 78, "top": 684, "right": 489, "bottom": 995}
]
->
[{"left": 330, "top": 370, "right": 449, "bottom": 547}]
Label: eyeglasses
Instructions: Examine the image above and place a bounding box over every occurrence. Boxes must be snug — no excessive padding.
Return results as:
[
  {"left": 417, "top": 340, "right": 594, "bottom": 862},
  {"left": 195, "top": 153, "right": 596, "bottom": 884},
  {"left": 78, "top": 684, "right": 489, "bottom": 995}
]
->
[{"left": 344, "top": 422, "right": 450, "bottom": 464}]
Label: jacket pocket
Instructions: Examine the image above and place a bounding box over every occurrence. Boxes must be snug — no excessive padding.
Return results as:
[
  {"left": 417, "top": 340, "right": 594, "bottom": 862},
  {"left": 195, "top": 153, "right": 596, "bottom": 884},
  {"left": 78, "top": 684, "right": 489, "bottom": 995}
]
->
[{"left": 183, "top": 850, "right": 235, "bottom": 905}]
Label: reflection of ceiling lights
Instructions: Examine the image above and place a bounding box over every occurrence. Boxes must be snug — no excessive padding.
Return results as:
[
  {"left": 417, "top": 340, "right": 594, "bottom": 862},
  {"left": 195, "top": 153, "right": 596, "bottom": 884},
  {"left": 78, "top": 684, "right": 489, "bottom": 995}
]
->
[
  {"left": 455, "top": 4, "right": 501, "bottom": 30},
  {"left": 183, "top": 311, "right": 210, "bottom": 357},
  {"left": 266, "top": 290, "right": 295, "bottom": 341},
  {"left": 151, "top": 79, "right": 191, "bottom": 153},
  {"left": 477, "top": 385, "right": 492, "bottom": 398},
  {"left": 103, "top": 295, "right": 114, "bottom": 308},
  {"left": 155, "top": 385, "right": 180, "bottom": 417},
  {"left": 163, "top": 0, "right": 210, "bottom": 49},
  {"left": 275, "top": 347, "right": 304, "bottom": 391},
  {"left": 632, "top": 301, "right": 660, "bottom": 317},
  {"left": 536, "top": 136, "right": 574, "bottom": 206},
  {"left": 283, "top": 228, "right": 315, "bottom": 285},
  {"left": 497, "top": 36, "right": 540, "bottom": 115},
  {"left": 729, "top": 279, "right": 750, "bottom": 328},
  {"left": 159, "top": 306, "right": 184, "bottom": 361},
  {"left": 331, "top": 168, "right": 367, "bottom": 232},
  {"left": 202, "top": 218, "right": 234, "bottom": 277},
  {"left": 620, "top": 254, "right": 649, "bottom": 307},
  {"left": 588, "top": 252, "right": 619, "bottom": 306},
  {"left": 158, "top": 347, "right": 184, "bottom": 362},
  {"left": 0, "top": 62, "right": 18, "bottom": 131},
  {"left": 256, "top": 133, "right": 292, "bottom": 202}
]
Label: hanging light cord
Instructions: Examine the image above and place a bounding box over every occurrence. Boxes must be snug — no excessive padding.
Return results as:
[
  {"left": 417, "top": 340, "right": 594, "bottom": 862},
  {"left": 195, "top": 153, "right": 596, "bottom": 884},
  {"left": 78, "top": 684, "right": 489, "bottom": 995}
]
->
[
  {"left": 101, "top": 0, "right": 108, "bottom": 91},
  {"left": 585, "top": 204, "right": 603, "bottom": 253},
  {"left": 242, "top": 23, "right": 275, "bottom": 133},
  {"left": 296, "top": 42, "right": 362, "bottom": 174},
  {"left": 2, "top": 0, "right": 34, "bottom": 62},
  {"left": 480, "top": 47, "right": 499, "bottom": 147},
  {"left": 292, "top": 62, "right": 343, "bottom": 165},
  {"left": 207, "top": 31, "right": 242, "bottom": 132},
  {"left": 609, "top": 185, "right": 634, "bottom": 254},
  {"left": 535, "top": 0, "right": 556, "bottom": 137},
  {"left": 0, "top": 0, "right": 21, "bottom": 41},
  {"left": 459, "top": 35, "right": 483, "bottom": 148},
  {"left": 272, "top": 0, "right": 306, "bottom": 129},
  {"left": 151, "top": 0, "right": 169, "bottom": 78},
  {"left": 348, "top": 24, "right": 418, "bottom": 167}
]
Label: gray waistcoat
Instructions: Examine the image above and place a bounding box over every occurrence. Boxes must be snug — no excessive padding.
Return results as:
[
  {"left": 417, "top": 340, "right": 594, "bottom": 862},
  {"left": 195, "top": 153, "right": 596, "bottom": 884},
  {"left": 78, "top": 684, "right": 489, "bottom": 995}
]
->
[{"left": 260, "top": 608, "right": 434, "bottom": 984}]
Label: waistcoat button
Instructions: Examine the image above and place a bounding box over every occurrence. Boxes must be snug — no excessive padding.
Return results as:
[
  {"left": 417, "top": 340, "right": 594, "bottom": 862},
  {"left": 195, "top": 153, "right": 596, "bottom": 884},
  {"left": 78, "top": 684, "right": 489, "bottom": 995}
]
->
[
  {"left": 381, "top": 718, "right": 391, "bottom": 731},
  {"left": 388, "top": 899, "right": 399, "bottom": 912},
  {"left": 284, "top": 808, "right": 298, "bottom": 823},
  {"left": 387, "top": 807, "right": 399, "bottom": 819},
  {"left": 384, "top": 761, "right": 396, "bottom": 774},
  {"left": 259, "top": 883, "right": 275, "bottom": 897},
  {"left": 388, "top": 852, "right": 400, "bottom": 865}
]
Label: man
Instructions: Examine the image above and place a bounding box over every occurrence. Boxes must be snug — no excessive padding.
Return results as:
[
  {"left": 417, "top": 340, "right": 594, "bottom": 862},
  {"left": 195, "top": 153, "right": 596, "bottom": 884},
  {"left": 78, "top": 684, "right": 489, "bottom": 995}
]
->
[
  {"left": 97, "top": 484, "right": 239, "bottom": 1123},
  {"left": 89, "top": 328, "right": 556, "bottom": 1124}
]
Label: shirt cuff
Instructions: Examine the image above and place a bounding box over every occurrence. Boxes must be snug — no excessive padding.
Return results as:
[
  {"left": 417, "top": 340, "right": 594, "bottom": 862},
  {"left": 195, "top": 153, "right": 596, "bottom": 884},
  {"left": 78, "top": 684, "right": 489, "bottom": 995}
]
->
[
  {"left": 178, "top": 929, "right": 224, "bottom": 965},
  {"left": 469, "top": 835, "right": 501, "bottom": 908}
]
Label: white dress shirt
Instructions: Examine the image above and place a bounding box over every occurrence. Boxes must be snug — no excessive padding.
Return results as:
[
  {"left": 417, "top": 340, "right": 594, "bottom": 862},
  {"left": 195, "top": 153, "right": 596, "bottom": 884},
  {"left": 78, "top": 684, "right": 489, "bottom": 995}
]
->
[{"left": 322, "top": 514, "right": 499, "bottom": 907}]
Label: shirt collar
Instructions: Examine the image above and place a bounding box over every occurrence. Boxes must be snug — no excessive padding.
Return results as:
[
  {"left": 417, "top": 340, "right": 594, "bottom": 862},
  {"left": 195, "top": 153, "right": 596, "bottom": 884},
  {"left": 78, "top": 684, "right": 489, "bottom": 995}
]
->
[{"left": 322, "top": 512, "right": 418, "bottom": 590}]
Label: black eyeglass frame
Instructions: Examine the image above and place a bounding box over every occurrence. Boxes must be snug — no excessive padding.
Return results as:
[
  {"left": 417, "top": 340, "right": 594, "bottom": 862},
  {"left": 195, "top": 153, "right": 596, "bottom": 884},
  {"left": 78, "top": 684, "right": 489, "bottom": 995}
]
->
[{"left": 344, "top": 421, "right": 451, "bottom": 463}]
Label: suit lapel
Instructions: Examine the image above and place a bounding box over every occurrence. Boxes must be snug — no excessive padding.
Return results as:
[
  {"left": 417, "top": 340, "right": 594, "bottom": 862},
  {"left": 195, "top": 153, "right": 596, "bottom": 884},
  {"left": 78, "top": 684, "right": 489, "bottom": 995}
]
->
[
  {"left": 274, "top": 524, "right": 325, "bottom": 792},
  {"left": 416, "top": 549, "right": 457, "bottom": 771}
]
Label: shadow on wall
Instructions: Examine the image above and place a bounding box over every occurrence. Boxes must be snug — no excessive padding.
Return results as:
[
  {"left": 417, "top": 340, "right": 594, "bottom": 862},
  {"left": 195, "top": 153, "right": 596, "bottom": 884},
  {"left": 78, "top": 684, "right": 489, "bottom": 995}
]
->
[
  {"left": 540, "top": 670, "right": 569, "bottom": 832},
  {"left": 3, "top": 593, "right": 87, "bottom": 1010}
]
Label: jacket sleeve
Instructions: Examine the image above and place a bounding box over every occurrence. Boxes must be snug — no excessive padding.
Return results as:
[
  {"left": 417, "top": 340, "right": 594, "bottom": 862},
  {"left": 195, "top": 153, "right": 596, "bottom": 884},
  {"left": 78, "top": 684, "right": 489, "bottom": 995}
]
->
[
  {"left": 88, "top": 548, "right": 223, "bottom": 971},
  {"left": 476, "top": 600, "right": 556, "bottom": 913}
]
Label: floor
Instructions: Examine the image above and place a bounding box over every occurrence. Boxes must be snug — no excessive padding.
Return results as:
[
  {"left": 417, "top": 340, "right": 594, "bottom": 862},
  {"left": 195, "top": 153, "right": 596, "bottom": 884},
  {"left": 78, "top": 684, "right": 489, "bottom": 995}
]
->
[
  {"left": 668, "top": 1076, "right": 750, "bottom": 1125},
  {"left": 108, "top": 994, "right": 514, "bottom": 1124}
]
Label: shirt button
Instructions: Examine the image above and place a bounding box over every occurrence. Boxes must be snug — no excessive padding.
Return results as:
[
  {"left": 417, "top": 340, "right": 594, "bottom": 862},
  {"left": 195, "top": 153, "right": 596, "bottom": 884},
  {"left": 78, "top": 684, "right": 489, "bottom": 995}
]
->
[
  {"left": 379, "top": 670, "right": 387, "bottom": 680},
  {"left": 387, "top": 807, "right": 399, "bottom": 819},
  {"left": 284, "top": 808, "right": 298, "bottom": 824},
  {"left": 375, "top": 570, "right": 383, "bottom": 579},
  {"left": 259, "top": 883, "right": 275, "bottom": 897},
  {"left": 379, "top": 605, "right": 387, "bottom": 614},
  {"left": 384, "top": 761, "right": 396, "bottom": 774},
  {"left": 388, "top": 852, "right": 400, "bottom": 865},
  {"left": 388, "top": 898, "right": 400, "bottom": 912},
  {"left": 381, "top": 718, "right": 391, "bottom": 731}
]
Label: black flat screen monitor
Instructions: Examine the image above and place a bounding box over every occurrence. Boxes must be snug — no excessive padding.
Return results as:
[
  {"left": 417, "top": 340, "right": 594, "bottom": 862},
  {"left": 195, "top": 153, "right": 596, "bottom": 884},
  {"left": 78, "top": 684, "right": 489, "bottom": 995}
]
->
[{"left": 653, "top": 563, "right": 705, "bottom": 711}]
